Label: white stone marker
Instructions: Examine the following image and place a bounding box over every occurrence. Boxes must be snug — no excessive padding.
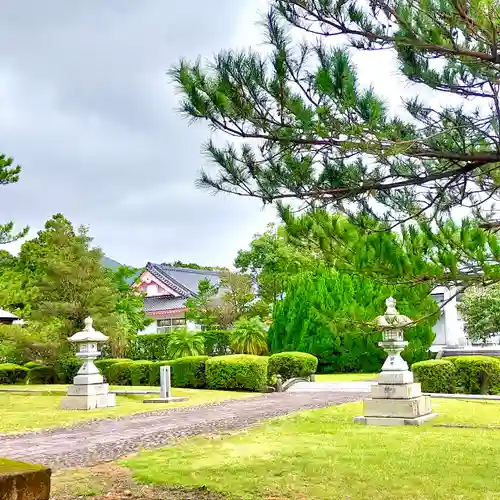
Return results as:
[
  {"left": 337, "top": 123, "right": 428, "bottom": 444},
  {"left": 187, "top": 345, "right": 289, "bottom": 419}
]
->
[
  {"left": 354, "top": 297, "right": 437, "bottom": 426},
  {"left": 144, "top": 365, "right": 188, "bottom": 404},
  {"left": 60, "top": 317, "right": 116, "bottom": 410}
]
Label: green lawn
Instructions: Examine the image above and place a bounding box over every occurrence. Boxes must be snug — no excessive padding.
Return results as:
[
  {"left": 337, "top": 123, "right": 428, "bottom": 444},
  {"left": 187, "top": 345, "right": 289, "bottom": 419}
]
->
[
  {"left": 315, "top": 373, "right": 378, "bottom": 382},
  {"left": 123, "top": 400, "right": 500, "bottom": 500},
  {"left": 0, "top": 387, "right": 256, "bottom": 434}
]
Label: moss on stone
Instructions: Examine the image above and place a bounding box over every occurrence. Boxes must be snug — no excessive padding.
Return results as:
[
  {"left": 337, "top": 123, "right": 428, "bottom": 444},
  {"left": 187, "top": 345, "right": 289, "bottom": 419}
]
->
[{"left": 0, "top": 458, "right": 46, "bottom": 474}]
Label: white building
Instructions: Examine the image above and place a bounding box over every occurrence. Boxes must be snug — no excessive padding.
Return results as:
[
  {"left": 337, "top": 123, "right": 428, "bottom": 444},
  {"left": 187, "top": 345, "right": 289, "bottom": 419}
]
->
[{"left": 430, "top": 286, "right": 466, "bottom": 352}]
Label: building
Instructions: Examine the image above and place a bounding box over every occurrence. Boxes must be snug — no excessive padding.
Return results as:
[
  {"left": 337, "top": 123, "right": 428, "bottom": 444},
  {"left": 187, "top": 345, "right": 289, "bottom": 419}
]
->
[
  {"left": 134, "top": 263, "right": 221, "bottom": 334},
  {"left": 430, "top": 286, "right": 465, "bottom": 351},
  {"left": 0, "top": 308, "right": 19, "bottom": 325}
]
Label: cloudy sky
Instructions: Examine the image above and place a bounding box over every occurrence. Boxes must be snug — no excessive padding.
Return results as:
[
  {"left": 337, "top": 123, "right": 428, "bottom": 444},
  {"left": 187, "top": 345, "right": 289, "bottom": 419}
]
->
[{"left": 0, "top": 0, "right": 273, "bottom": 268}]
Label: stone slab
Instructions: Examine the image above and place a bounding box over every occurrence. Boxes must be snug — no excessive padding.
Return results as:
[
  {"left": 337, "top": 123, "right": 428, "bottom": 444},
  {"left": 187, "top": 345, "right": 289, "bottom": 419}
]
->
[
  {"left": 67, "top": 383, "right": 110, "bottom": 396},
  {"left": 0, "top": 459, "right": 51, "bottom": 500},
  {"left": 143, "top": 397, "right": 189, "bottom": 404},
  {"left": 363, "top": 395, "right": 432, "bottom": 418},
  {"left": 73, "top": 373, "right": 104, "bottom": 385},
  {"left": 370, "top": 382, "right": 421, "bottom": 400},
  {"left": 60, "top": 393, "right": 116, "bottom": 410},
  {"left": 354, "top": 412, "right": 438, "bottom": 426},
  {"left": 377, "top": 370, "right": 414, "bottom": 385}
]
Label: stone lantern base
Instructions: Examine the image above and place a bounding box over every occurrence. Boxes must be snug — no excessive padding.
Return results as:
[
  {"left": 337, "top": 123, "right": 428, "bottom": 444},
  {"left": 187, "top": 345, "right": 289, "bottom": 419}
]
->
[
  {"left": 354, "top": 370, "right": 437, "bottom": 426},
  {"left": 61, "top": 365, "right": 116, "bottom": 410}
]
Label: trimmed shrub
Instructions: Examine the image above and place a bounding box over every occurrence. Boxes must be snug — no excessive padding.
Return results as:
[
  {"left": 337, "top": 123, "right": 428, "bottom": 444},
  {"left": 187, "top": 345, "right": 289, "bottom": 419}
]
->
[
  {"left": 54, "top": 356, "right": 81, "bottom": 383},
  {"left": 95, "top": 358, "right": 132, "bottom": 381},
  {"left": 24, "top": 361, "right": 44, "bottom": 369},
  {"left": 0, "top": 363, "right": 29, "bottom": 384},
  {"left": 411, "top": 359, "right": 455, "bottom": 393},
  {"left": 269, "top": 352, "right": 318, "bottom": 380},
  {"left": 127, "top": 334, "right": 170, "bottom": 360},
  {"left": 149, "top": 361, "right": 170, "bottom": 386},
  {"left": 28, "top": 365, "right": 58, "bottom": 384},
  {"left": 106, "top": 361, "right": 134, "bottom": 385},
  {"left": 447, "top": 356, "right": 500, "bottom": 395},
  {"left": 206, "top": 355, "right": 268, "bottom": 392},
  {"left": 129, "top": 361, "right": 154, "bottom": 386},
  {"left": 170, "top": 356, "right": 208, "bottom": 388}
]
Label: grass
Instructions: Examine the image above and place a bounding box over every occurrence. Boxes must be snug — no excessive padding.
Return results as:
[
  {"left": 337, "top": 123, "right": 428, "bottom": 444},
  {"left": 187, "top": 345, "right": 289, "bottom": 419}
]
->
[
  {"left": 123, "top": 399, "right": 500, "bottom": 500},
  {"left": 0, "top": 386, "right": 256, "bottom": 434},
  {"left": 315, "top": 372, "right": 377, "bottom": 382}
]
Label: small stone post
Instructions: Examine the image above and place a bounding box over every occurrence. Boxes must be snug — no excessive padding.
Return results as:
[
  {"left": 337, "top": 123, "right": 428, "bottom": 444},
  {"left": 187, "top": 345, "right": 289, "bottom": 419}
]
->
[
  {"left": 354, "top": 297, "right": 437, "bottom": 426},
  {"left": 144, "top": 365, "right": 188, "bottom": 404},
  {"left": 60, "top": 317, "right": 116, "bottom": 410}
]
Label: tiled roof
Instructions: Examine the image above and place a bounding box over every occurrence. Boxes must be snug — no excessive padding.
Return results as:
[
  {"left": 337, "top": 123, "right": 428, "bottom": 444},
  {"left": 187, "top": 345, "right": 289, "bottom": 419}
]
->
[
  {"left": 144, "top": 296, "right": 187, "bottom": 312},
  {"left": 145, "top": 263, "right": 221, "bottom": 297}
]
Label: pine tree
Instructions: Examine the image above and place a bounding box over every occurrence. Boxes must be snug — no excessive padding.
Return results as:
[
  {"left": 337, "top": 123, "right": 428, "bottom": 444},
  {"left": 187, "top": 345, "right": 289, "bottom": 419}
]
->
[
  {"left": 171, "top": 0, "right": 500, "bottom": 288},
  {"left": 0, "top": 154, "right": 27, "bottom": 244}
]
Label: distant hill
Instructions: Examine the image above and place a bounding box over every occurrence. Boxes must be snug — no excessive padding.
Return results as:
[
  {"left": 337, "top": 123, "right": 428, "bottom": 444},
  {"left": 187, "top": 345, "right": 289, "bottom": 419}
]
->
[{"left": 102, "top": 256, "right": 125, "bottom": 270}]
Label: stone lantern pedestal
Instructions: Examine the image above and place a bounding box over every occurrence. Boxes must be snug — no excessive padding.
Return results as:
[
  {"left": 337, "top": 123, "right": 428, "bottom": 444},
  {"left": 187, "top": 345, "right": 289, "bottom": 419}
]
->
[
  {"left": 60, "top": 317, "right": 116, "bottom": 410},
  {"left": 354, "top": 297, "right": 436, "bottom": 426}
]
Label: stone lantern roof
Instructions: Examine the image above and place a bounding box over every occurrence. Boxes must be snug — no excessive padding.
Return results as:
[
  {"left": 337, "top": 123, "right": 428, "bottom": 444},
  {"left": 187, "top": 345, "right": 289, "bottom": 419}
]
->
[
  {"left": 375, "top": 297, "right": 412, "bottom": 330},
  {"left": 68, "top": 317, "right": 108, "bottom": 343}
]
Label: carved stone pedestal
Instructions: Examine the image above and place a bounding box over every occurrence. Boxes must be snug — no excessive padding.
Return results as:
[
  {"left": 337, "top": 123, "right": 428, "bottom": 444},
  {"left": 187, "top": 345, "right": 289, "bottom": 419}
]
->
[{"left": 354, "top": 371, "right": 436, "bottom": 426}]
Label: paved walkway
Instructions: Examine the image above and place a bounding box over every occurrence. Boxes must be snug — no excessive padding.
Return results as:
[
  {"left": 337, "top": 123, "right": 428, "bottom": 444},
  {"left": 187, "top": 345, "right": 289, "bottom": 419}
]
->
[
  {"left": 288, "top": 381, "right": 373, "bottom": 393},
  {"left": 0, "top": 392, "right": 362, "bottom": 469}
]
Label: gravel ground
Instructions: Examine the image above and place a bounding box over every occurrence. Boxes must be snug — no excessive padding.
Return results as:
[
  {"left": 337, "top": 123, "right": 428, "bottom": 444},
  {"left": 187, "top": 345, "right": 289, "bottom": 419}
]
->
[{"left": 0, "top": 391, "right": 362, "bottom": 469}]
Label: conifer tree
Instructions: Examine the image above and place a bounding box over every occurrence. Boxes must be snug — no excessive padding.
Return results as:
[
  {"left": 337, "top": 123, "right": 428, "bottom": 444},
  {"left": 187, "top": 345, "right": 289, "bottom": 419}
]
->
[{"left": 171, "top": 0, "right": 500, "bottom": 289}]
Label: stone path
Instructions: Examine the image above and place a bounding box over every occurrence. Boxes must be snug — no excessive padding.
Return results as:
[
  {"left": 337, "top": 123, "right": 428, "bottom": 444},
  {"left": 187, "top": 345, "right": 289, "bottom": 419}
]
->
[
  {"left": 288, "top": 381, "right": 373, "bottom": 393},
  {"left": 0, "top": 392, "right": 362, "bottom": 470}
]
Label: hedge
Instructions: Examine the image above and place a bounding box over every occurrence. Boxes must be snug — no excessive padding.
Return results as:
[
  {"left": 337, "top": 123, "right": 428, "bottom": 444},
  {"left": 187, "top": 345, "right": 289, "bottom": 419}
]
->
[
  {"left": 24, "top": 361, "right": 44, "bottom": 369},
  {"left": 206, "top": 355, "right": 268, "bottom": 392},
  {"left": 411, "top": 359, "right": 455, "bottom": 393},
  {"left": 0, "top": 363, "right": 29, "bottom": 384},
  {"left": 95, "top": 358, "right": 132, "bottom": 381},
  {"left": 268, "top": 352, "right": 318, "bottom": 380},
  {"left": 170, "top": 356, "right": 209, "bottom": 388},
  {"left": 28, "top": 365, "right": 58, "bottom": 384},
  {"left": 106, "top": 361, "right": 134, "bottom": 385},
  {"left": 203, "top": 331, "right": 231, "bottom": 356},
  {"left": 54, "top": 356, "right": 81, "bottom": 383},
  {"left": 447, "top": 356, "right": 500, "bottom": 395}
]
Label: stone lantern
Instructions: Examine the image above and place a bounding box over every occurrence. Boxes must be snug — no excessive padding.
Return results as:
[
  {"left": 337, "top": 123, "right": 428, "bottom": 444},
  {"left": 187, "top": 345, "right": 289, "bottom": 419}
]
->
[
  {"left": 60, "top": 317, "right": 116, "bottom": 410},
  {"left": 354, "top": 297, "right": 436, "bottom": 426}
]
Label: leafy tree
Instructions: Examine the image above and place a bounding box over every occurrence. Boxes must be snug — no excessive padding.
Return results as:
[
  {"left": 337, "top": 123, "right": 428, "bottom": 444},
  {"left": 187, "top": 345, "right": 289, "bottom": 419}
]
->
[
  {"left": 166, "top": 329, "right": 205, "bottom": 359},
  {"left": 185, "top": 278, "right": 220, "bottom": 329},
  {"left": 458, "top": 286, "right": 500, "bottom": 343},
  {"left": 235, "top": 223, "right": 317, "bottom": 304},
  {"left": 0, "top": 154, "right": 27, "bottom": 244},
  {"left": 270, "top": 268, "right": 437, "bottom": 371},
  {"left": 171, "top": 0, "right": 500, "bottom": 290},
  {"left": 230, "top": 316, "right": 268, "bottom": 355}
]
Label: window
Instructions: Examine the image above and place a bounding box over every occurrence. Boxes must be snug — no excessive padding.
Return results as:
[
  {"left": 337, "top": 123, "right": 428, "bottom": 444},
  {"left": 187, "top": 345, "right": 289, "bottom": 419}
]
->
[{"left": 157, "top": 318, "right": 186, "bottom": 333}]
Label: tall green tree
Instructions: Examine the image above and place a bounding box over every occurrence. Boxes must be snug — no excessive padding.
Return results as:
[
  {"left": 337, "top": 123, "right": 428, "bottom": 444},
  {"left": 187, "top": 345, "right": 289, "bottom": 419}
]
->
[
  {"left": 0, "top": 154, "right": 27, "bottom": 244},
  {"left": 270, "top": 268, "right": 437, "bottom": 372},
  {"left": 171, "top": 0, "right": 500, "bottom": 289}
]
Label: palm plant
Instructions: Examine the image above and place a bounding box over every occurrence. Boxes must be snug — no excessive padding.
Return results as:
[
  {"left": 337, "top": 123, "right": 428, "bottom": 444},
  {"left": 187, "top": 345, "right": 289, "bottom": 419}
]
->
[
  {"left": 166, "top": 328, "right": 205, "bottom": 359},
  {"left": 230, "top": 316, "right": 268, "bottom": 355}
]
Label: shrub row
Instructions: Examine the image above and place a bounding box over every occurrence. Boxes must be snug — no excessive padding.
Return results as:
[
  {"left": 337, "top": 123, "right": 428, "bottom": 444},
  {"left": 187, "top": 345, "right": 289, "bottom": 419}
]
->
[
  {"left": 126, "top": 330, "right": 231, "bottom": 360},
  {"left": 412, "top": 356, "right": 500, "bottom": 395},
  {"left": 0, "top": 363, "right": 29, "bottom": 384}
]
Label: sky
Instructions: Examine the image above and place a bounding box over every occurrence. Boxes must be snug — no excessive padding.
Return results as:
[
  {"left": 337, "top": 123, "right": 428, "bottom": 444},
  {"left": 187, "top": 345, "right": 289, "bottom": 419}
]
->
[
  {"left": 0, "top": 0, "right": 273, "bottom": 268},
  {"left": 0, "top": 1, "right": 463, "bottom": 269}
]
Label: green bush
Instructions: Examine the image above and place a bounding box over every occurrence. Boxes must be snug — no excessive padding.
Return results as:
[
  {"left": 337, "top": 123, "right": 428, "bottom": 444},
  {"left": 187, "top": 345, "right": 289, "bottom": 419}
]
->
[
  {"left": 149, "top": 361, "right": 170, "bottom": 386},
  {"left": 127, "top": 334, "right": 170, "bottom": 360},
  {"left": 0, "top": 363, "right": 29, "bottom": 384},
  {"left": 54, "top": 355, "right": 81, "bottom": 383},
  {"left": 411, "top": 359, "right": 455, "bottom": 393},
  {"left": 95, "top": 358, "right": 132, "bottom": 381},
  {"left": 206, "top": 355, "right": 269, "bottom": 392},
  {"left": 24, "top": 361, "right": 44, "bottom": 369},
  {"left": 28, "top": 365, "right": 58, "bottom": 384},
  {"left": 268, "top": 352, "right": 318, "bottom": 380},
  {"left": 106, "top": 361, "right": 134, "bottom": 385},
  {"left": 447, "top": 356, "right": 500, "bottom": 395},
  {"left": 203, "top": 330, "right": 231, "bottom": 355},
  {"left": 129, "top": 361, "right": 154, "bottom": 386},
  {"left": 170, "top": 356, "right": 208, "bottom": 388}
]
